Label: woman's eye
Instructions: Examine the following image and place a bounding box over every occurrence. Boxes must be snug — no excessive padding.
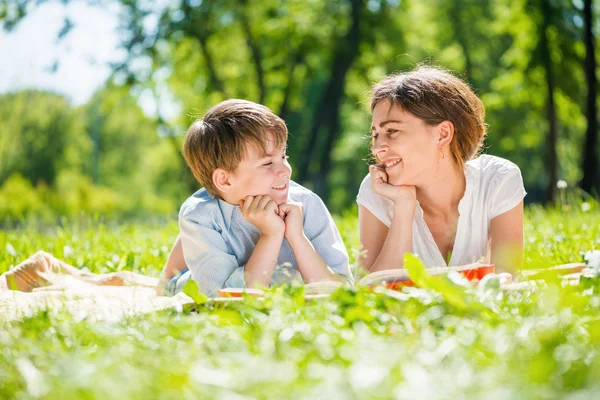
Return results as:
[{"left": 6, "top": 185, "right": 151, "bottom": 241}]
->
[{"left": 263, "top": 162, "right": 273, "bottom": 166}]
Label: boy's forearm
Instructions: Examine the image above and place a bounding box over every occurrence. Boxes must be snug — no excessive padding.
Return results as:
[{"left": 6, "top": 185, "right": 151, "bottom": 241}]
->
[
  {"left": 287, "top": 233, "right": 343, "bottom": 283},
  {"left": 157, "top": 236, "right": 186, "bottom": 295},
  {"left": 244, "top": 233, "right": 284, "bottom": 289}
]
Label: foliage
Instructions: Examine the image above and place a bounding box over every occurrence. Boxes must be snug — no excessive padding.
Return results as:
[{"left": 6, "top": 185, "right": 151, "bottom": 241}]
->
[
  {"left": 0, "top": 90, "right": 89, "bottom": 186},
  {"left": 2, "top": 0, "right": 598, "bottom": 217},
  {"left": 0, "top": 89, "right": 185, "bottom": 220},
  {"left": 0, "top": 206, "right": 600, "bottom": 398}
]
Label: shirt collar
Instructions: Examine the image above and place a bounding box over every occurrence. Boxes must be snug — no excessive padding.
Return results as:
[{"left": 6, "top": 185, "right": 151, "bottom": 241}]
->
[{"left": 217, "top": 198, "right": 237, "bottom": 231}]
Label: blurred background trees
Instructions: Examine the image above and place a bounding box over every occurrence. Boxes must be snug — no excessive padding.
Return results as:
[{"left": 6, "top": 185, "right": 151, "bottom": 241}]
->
[{"left": 0, "top": 0, "right": 598, "bottom": 220}]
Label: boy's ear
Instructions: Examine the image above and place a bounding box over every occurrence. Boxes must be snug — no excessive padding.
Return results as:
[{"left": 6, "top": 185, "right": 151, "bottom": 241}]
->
[
  {"left": 212, "top": 168, "right": 233, "bottom": 193},
  {"left": 437, "top": 120, "right": 454, "bottom": 147}
]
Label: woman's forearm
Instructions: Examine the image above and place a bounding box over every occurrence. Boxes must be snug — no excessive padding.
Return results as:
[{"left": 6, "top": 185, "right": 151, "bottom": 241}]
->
[{"left": 368, "top": 204, "right": 414, "bottom": 272}]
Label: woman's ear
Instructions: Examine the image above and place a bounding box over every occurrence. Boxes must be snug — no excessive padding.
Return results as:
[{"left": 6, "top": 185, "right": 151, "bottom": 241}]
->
[
  {"left": 437, "top": 120, "right": 454, "bottom": 147},
  {"left": 213, "top": 168, "right": 232, "bottom": 194}
]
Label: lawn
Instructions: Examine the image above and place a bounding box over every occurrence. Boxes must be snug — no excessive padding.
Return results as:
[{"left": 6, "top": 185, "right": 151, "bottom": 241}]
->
[{"left": 0, "top": 203, "right": 599, "bottom": 399}]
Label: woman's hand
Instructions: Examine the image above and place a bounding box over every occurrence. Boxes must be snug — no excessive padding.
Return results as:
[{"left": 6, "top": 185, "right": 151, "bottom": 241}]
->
[{"left": 369, "top": 164, "right": 417, "bottom": 205}]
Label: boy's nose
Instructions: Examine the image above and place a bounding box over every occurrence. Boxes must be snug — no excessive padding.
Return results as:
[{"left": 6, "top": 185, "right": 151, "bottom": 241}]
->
[{"left": 277, "top": 164, "right": 291, "bottom": 177}]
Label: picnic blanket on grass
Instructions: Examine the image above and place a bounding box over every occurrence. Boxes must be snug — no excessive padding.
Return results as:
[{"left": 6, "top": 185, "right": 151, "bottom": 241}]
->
[{"left": 0, "top": 275, "right": 193, "bottom": 323}]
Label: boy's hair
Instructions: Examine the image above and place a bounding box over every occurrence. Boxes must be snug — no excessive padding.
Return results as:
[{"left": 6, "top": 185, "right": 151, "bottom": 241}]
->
[
  {"left": 370, "top": 66, "right": 487, "bottom": 172},
  {"left": 182, "top": 99, "right": 288, "bottom": 197}
]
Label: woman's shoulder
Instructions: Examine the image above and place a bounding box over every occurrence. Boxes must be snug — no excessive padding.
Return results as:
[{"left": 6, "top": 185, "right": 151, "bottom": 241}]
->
[
  {"left": 466, "top": 154, "right": 521, "bottom": 175},
  {"left": 357, "top": 173, "right": 386, "bottom": 204},
  {"left": 466, "top": 155, "right": 526, "bottom": 217},
  {"left": 358, "top": 173, "right": 373, "bottom": 191},
  {"left": 466, "top": 155, "right": 522, "bottom": 190}
]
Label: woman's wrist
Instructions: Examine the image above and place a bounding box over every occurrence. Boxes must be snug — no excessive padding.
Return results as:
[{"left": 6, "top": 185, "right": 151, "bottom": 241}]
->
[{"left": 392, "top": 200, "right": 416, "bottom": 220}]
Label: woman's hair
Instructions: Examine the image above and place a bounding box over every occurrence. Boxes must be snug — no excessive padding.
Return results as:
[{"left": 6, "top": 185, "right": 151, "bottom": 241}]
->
[{"left": 370, "top": 66, "right": 486, "bottom": 171}]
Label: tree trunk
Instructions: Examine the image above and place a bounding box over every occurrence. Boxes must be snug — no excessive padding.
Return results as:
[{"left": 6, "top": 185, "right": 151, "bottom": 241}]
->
[
  {"left": 198, "top": 34, "right": 226, "bottom": 95},
  {"left": 90, "top": 102, "right": 102, "bottom": 185},
  {"left": 297, "top": 0, "right": 364, "bottom": 193},
  {"left": 317, "top": 99, "right": 342, "bottom": 202},
  {"left": 540, "top": 0, "right": 558, "bottom": 203},
  {"left": 182, "top": 1, "right": 226, "bottom": 95},
  {"left": 581, "top": 0, "right": 599, "bottom": 197},
  {"left": 239, "top": 0, "right": 265, "bottom": 104},
  {"left": 279, "top": 45, "right": 306, "bottom": 120},
  {"left": 168, "top": 135, "right": 198, "bottom": 194},
  {"left": 451, "top": 0, "right": 473, "bottom": 80}
]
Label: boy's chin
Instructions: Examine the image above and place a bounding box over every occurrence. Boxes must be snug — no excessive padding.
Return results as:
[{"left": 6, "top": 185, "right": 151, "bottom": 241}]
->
[{"left": 272, "top": 193, "right": 289, "bottom": 205}]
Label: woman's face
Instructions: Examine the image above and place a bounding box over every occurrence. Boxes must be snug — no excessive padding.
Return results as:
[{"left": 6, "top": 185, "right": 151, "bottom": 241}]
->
[{"left": 371, "top": 100, "right": 442, "bottom": 186}]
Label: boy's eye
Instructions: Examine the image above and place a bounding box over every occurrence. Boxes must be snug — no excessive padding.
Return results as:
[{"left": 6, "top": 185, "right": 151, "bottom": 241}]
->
[{"left": 387, "top": 129, "right": 398, "bottom": 136}]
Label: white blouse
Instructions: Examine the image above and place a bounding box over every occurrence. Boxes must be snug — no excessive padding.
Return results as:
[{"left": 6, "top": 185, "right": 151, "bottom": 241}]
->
[{"left": 356, "top": 155, "right": 526, "bottom": 268}]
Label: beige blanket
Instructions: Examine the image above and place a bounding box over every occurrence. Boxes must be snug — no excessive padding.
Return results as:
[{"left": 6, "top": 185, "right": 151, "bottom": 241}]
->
[{"left": 0, "top": 275, "right": 193, "bottom": 323}]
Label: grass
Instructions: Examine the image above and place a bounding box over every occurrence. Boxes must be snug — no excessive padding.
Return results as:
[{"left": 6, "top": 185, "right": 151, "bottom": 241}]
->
[{"left": 0, "top": 203, "right": 599, "bottom": 399}]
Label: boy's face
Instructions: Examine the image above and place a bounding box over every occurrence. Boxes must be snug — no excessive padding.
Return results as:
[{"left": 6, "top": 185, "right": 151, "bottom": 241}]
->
[{"left": 227, "top": 134, "right": 291, "bottom": 206}]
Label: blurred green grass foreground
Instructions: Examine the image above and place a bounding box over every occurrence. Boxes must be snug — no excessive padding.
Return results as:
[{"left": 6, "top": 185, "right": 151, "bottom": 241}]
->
[{"left": 0, "top": 201, "right": 599, "bottom": 399}]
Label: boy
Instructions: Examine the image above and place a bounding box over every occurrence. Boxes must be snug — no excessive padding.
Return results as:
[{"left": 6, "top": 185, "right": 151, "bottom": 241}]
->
[{"left": 157, "top": 99, "right": 351, "bottom": 297}]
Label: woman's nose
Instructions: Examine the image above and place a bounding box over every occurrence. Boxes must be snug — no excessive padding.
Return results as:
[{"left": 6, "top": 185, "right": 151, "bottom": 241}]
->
[{"left": 372, "top": 136, "right": 387, "bottom": 156}]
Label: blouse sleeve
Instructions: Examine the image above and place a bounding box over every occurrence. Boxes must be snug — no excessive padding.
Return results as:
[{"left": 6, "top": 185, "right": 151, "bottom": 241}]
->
[
  {"left": 489, "top": 160, "right": 527, "bottom": 219},
  {"left": 356, "top": 174, "right": 394, "bottom": 227}
]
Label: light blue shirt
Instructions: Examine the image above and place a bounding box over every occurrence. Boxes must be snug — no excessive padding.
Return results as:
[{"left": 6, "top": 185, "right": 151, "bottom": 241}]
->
[{"left": 177, "top": 181, "right": 351, "bottom": 297}]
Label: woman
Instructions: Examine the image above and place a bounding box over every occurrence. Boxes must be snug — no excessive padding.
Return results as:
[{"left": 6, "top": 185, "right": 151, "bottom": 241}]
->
[{"left": 357, "top": 66, "right": 525, "bottom": 275}]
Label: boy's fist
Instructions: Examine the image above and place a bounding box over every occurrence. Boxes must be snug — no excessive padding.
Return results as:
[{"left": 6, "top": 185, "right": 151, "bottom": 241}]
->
[
  {"left": 240, "top": 195, "right": 284, "bottom": 237},
  {"left": 277, "top": 201, "right": 304, "bottom": 241}
]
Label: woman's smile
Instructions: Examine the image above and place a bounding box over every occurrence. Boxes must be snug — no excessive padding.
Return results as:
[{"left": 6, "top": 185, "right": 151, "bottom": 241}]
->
[{"left": 383, "top": 158, "right": 402, "bottom": 171}]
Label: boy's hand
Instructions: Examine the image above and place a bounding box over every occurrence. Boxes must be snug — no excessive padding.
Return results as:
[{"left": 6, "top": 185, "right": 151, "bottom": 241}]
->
[
  {"left": 369, "top": 164, "right": 416, "bottom": 205},
  {"left": 240, "top": 195, "right": 284, "bottom": 237},
  {"left": 277, "top": 201, "right": 304, "bottom": 241}
]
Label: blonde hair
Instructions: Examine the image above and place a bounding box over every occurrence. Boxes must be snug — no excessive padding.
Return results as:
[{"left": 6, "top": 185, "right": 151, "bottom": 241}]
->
[
  {"left": 182, "top": 99, "right": 288, "bottom": 197},
  {"left": 370, "top": 66, "right": 487, "bottom": 171}
]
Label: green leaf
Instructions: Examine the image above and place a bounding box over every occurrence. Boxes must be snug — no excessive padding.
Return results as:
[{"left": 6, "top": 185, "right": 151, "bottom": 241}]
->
[
  {"left": 182, "top": 279, "right": 208, "bottom": 305},
  {"left": 404, "top": 253, "right": 498, "bottom": 320},
  {"left": 404, "top": 253, "right": 469, "bottom": 311}
]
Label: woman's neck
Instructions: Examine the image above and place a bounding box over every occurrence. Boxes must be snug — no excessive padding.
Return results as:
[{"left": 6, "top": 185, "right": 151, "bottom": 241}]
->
[{"left": 415, "top": 161, "right": 466, "bottom": 219}]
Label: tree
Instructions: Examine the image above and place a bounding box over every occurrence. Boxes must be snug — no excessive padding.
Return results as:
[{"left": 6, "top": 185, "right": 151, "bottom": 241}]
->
[
  {"left": 296, "top": 0, "right": 364, "bottom": 200},
  {"left": 0, "top": 90, "right": 90, "bottom": 186},
  {"left": 538, "top": 0, "right": 559, "bottom": 202},
  {"left": 580, "top": 0, "right": 599, "bottom": 196}
]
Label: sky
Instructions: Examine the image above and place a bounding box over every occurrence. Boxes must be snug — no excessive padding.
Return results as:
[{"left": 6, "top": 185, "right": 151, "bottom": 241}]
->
[{"left": 0, "top": 1, "right": 124, "bottom": 105}]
